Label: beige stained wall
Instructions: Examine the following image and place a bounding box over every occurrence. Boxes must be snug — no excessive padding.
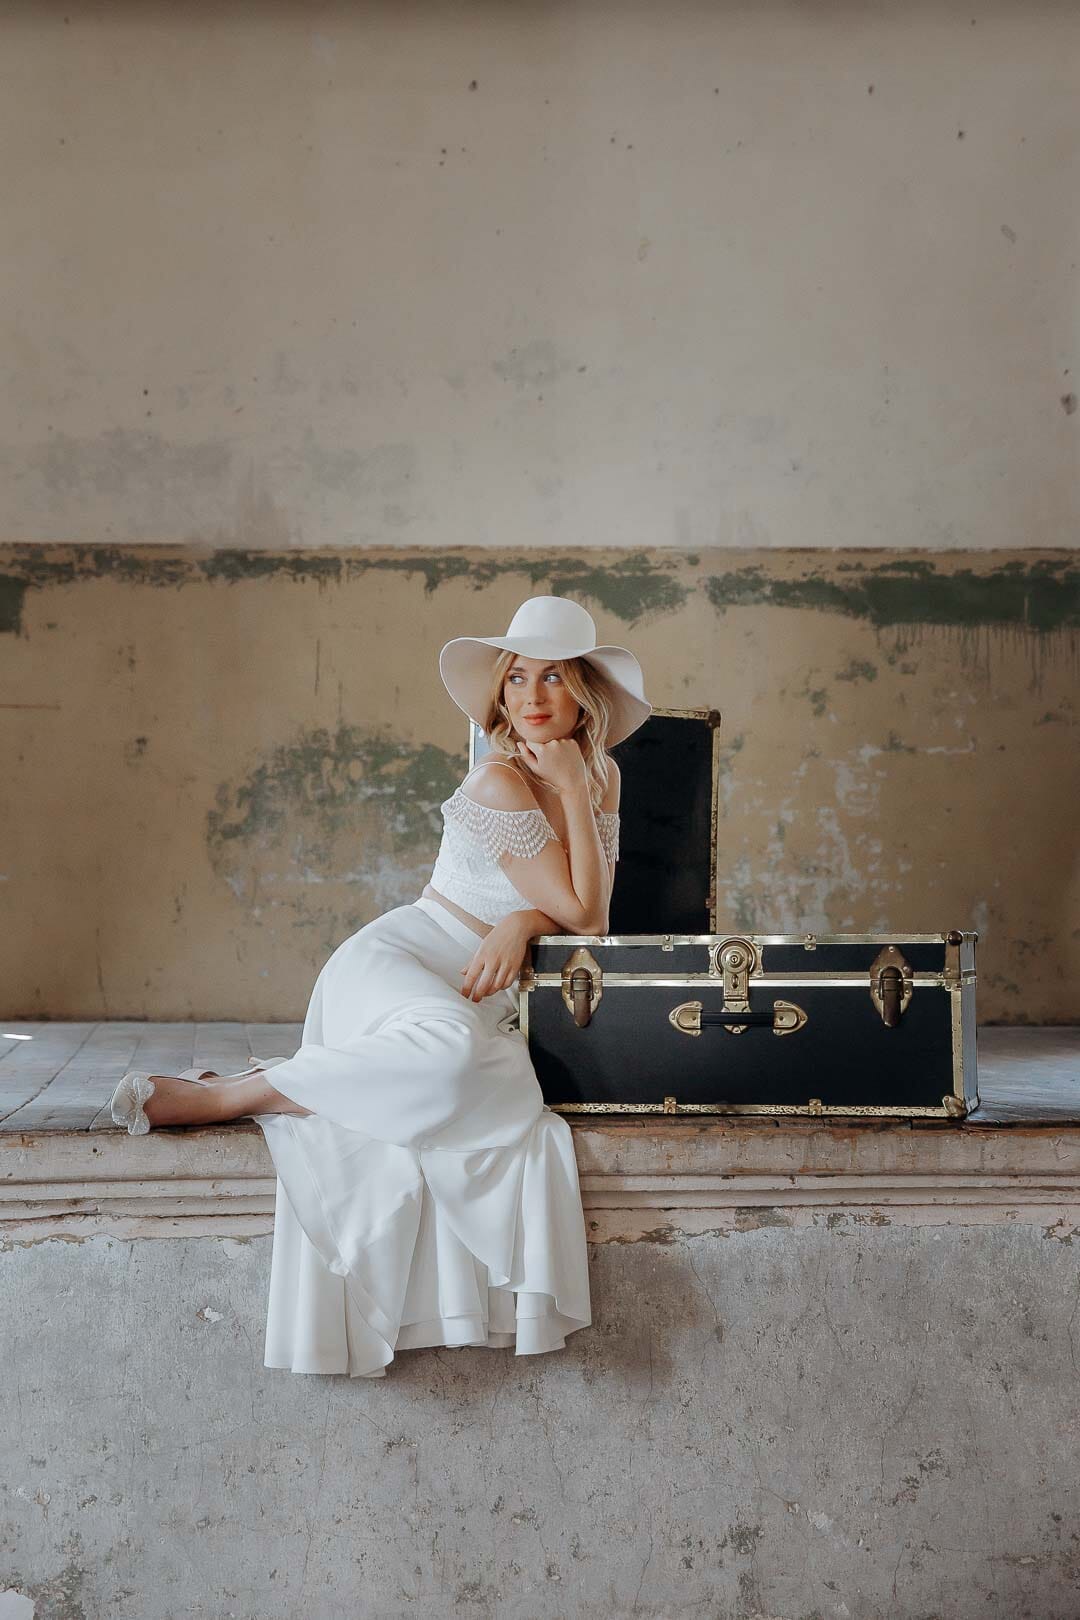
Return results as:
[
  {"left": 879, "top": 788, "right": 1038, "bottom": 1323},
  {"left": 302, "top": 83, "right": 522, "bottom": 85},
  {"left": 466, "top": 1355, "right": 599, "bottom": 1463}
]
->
[
  {"left": 2, "top": 545, "right": 1077, "bottom": 1022},
  {"left": 0, "top": 2, "right": 1077, "bottom": 1020}
]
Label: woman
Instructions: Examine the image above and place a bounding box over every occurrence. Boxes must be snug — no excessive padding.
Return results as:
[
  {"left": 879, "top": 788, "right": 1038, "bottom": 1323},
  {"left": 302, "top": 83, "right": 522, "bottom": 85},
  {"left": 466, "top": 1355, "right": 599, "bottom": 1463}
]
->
[{"left": 110, "top": 594, "right": 652, "bottom": 1378}]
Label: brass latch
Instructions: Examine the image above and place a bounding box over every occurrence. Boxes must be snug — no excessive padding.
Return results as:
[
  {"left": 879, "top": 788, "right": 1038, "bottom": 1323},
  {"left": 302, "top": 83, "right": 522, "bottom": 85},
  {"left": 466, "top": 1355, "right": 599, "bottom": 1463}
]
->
[
  {"left": 561, "top": 946, "right": 603, "bottom": 1028},
  {"left": 869, "top": 945, "right": 913, "bottom": 1026},
  {"left": 669, "top": 999, "right": 808, "bottom": 1037},
  {"left": 708, "top": 937, "right": 761, "bottom": 1034}
]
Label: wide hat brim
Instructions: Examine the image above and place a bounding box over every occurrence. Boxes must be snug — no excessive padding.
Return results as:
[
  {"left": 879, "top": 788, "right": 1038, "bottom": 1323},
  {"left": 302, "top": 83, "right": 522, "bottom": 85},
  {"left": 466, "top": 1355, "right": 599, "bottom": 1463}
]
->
[{"left": 439, "top": 632, "right": 652, "bottom": 748}]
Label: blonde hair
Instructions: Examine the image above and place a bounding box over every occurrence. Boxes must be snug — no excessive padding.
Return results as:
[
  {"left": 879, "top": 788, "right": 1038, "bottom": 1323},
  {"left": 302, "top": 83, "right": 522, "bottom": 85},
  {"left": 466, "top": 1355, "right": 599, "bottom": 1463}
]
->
[{"left": 481, "top": 650, "right": 615, "bottom": 809}]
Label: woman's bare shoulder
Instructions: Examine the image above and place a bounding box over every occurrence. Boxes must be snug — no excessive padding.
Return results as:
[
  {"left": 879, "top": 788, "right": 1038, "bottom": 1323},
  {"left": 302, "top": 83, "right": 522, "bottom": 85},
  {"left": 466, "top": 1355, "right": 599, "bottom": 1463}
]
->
[
  {"left": 457, "top": 758, "right": 542, "bottom": 812},
  {"left": 600, "top": 753, "right": 621, "bottom": 813}
]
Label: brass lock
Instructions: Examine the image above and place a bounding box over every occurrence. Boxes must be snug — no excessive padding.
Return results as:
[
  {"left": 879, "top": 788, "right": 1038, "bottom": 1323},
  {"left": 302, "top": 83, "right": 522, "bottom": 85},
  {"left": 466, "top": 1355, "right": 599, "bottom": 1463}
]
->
[
  {"left": 708, "top": 937, "right": 761, "bottom": 1035},
  {"left": 869, "top": 945, "right": 913, "bottom": 1026},
  {"left": 561, "top": 947, "right": 603, "bottom": 1028}
]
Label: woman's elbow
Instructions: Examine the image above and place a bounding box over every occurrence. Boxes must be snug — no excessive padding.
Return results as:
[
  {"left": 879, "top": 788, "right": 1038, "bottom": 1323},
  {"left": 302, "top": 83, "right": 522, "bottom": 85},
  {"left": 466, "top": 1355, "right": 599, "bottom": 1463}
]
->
[{"left": 578, "top": 909, "right": 610, "bottom": 936}]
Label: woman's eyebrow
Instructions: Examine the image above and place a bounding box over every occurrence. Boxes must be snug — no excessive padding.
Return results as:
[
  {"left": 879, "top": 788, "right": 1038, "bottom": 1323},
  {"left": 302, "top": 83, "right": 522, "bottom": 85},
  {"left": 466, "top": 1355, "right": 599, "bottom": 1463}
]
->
[{"left": 509, "top": 662, "right": 558, "bottom": 672}]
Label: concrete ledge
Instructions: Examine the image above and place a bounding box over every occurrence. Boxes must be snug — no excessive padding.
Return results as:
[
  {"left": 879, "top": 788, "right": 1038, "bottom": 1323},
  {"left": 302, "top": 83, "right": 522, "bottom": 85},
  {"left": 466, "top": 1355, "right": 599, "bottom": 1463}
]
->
[{"left": 4, "top": 1116, "right": 1080, "bottom": 1244}]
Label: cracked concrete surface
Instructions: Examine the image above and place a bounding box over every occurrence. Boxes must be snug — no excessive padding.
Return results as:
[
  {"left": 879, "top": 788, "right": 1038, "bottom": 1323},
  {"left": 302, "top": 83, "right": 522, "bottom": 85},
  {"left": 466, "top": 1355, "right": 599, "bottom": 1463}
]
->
[{"left": 4, "top": 1225, "right": 1080, "bottom": 1618}]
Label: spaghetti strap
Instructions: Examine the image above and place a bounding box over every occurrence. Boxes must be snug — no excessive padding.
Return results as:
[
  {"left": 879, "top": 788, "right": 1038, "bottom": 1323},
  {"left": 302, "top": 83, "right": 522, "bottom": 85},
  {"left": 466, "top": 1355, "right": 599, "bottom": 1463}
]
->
[
  {"left": 461, "top": 757, "right": 522, "bottom": 782},
  {"left": 459, "top": 757, "right": 537, "bottom": 796}
]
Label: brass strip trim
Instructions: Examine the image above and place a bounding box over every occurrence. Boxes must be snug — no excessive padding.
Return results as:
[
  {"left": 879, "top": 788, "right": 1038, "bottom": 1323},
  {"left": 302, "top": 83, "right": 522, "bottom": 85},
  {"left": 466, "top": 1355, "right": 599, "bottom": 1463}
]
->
[
  {"left": 547, "top": 1101, "right": 950, "bottom": 1117},
  {"left": 709, "top": 720, "right": 720, "bottom": 932},
  {"left": 525, "top": 972, "right": 952, "bottom": 989},
  {"left": 950, "top": 983, "right": 964, "bottom": 1105},
  {"left": 533, "top": 932, "right": 966, "bottom": 947},
  {"left": 648, "top": 706, "right": 722, "bottom": 722}
]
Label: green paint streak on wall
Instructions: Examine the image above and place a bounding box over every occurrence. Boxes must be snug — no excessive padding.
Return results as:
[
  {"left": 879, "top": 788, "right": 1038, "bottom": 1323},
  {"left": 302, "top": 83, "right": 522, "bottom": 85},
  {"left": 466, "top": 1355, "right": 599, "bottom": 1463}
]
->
[
  {"left": 207, "top": 726, "right": 466, "bottom": 860},
  {"left": 0, "top": 545, "right": 686, "bottom": 628},
  {"left": 705, "top": 559, "right": 1080, "bottom": 631},
  {"left": 836, "top": 659, "right": 878, "bottom": 683},
  {"left": 204, "top": 551, "right": 499, "bottom": 594},
  {"left": 544, "top": 553, "right": 688, "bottom": 623},
  {"left": 0, "top": 575, "right": 27, "bottom": 633},
  {"left": 4, "top": 545, "right": 1079, "bottom": 636}
]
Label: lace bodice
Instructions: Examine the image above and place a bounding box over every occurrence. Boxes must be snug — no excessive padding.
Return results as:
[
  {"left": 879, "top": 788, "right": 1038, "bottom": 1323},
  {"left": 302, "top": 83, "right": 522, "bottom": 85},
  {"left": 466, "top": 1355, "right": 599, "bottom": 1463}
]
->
[{"left": 427, "top": 765, "right": 620, "bottom": 926}]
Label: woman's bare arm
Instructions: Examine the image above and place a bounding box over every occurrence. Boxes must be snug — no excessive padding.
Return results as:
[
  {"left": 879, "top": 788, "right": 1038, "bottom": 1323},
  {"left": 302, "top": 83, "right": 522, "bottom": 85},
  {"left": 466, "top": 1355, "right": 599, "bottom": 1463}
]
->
[
  {"left": 460, "top": 754, "right": 619, "bottom": 935},
  {"left": 457, "top": 905, "right": 564, "bottom": 1001}
]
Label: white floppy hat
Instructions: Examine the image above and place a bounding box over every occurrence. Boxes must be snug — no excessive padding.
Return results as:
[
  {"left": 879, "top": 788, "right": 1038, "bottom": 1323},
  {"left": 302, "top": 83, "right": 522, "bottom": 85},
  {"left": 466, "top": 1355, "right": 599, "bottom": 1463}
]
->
[{"left": 439, "top": 594, "right": 652, "bottom": 747}]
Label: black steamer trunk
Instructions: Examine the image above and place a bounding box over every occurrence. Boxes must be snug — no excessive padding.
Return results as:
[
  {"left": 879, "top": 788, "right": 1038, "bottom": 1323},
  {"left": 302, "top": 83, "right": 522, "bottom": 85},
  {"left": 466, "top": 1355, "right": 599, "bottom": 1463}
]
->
[
  {"left": 519, "top": 930, "right": 979, "bottom": 1119},
  {"left": 473, "top": 711, "right": 979, "bottom": 1120}
]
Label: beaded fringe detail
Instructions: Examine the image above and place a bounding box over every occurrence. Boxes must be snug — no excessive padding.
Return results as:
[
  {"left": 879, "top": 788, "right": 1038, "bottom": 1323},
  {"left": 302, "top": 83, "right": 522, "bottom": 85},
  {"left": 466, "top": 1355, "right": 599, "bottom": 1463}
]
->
[{"left": 440, "top": 790, "right": 619, "bottom": 864}]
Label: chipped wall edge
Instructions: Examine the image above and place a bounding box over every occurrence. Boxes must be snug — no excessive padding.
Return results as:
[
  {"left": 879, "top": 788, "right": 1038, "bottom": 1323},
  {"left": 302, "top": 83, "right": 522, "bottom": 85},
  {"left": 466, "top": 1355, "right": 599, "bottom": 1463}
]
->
[{"left": 4, "top": 1122, "right": 1080, "bottom": 1244}]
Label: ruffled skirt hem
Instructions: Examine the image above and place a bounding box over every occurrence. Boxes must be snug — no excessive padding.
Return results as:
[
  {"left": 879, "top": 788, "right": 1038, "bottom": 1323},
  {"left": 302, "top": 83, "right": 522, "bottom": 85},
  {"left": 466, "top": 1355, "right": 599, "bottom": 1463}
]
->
[{"left": 256, "top": 1105, "right": 591, "bottom": 1380}]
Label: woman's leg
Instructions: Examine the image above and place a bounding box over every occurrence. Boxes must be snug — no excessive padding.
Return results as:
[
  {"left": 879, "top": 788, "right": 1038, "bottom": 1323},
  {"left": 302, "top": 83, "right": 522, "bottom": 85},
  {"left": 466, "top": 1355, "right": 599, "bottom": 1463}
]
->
[{"left": 142, "top": 1071, "right": 314, "bottom": 1129}]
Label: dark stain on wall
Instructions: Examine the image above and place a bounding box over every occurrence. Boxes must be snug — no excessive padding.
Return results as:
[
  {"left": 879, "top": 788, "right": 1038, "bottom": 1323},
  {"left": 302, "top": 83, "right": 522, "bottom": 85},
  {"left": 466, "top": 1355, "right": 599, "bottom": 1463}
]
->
[
  {"left": 835, "top": 658, "right": 878, "bottom": 683},
  {"left": 2, "top": 544, "right": 1078, "bottom": 639},
  {"left": 545, "top": 554, "right": 688, "bottom": 621},
  {"left": 0, "top": 544, "right": 685, "bottom": 633},
  {"left": 705, "top": 557, "right": 1080, "bottom": 632},
  {"left": 207, "top": 725, "right": 463, "bottom": 860},
  {"left": 0, "top": 573, "right": 26, "bottom": 633},
  {"left": 204, "top": 726, "right": 468, "bottom": 951}
]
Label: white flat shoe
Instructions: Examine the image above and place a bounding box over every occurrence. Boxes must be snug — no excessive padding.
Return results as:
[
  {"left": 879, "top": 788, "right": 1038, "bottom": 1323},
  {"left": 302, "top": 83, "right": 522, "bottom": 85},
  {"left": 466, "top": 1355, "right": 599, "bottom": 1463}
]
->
[{"left": 110, "top": 1060, "right": 269, "bottom": 1135}]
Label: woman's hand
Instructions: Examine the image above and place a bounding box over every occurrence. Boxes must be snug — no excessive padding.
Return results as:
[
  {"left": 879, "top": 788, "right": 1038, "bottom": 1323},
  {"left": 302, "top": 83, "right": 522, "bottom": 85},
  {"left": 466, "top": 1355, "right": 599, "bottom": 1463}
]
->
[
  {"left": 458, "top": 914, "right": 537, "bottom": 1002},
  {"left": 515, "top": 736, "right": 588, "bottom": 797}
]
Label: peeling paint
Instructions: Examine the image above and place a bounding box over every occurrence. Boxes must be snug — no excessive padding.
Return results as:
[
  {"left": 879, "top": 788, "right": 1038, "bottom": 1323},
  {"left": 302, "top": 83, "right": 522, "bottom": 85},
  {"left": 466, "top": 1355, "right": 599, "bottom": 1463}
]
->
[
  {"left": 1, "top": 1539, "right": 88, "bottom": 1620},
  {"left": 545, "top": 553, "right": 688, "bottom": 623},
  {"left": 207, "top": 725, "right": 460, "bottom": 855},
  {"left": 603, "top": 1223, "right": 678, "bottom": 1245},
  {"left": 0, "top": 575, "right": 27, "bottom": 634},
  {"left": 705, "top": 556, "right": 1080, "bottom": 633},
  {"left": 205, "top": 726, "right": 466, "bottom": 938},
  {"left": 835, "top": 658, "right": 878, "bottom": 683},
  {"left": 3, "top": 540, "right": 1077, "bottom": 1023},
  {"left": 0, "top": 543, "right": 687, "bottom": 632},
  {"left": 3, "top": 544, "right": 1077, "bottom": 642}
]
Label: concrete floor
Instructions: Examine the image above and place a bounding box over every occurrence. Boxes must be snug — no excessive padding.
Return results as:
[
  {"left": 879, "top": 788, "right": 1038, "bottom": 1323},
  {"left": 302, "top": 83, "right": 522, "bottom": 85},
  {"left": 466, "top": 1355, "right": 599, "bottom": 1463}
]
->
[
  {"left": 2, "top": 1023, "right": 1079, "bottom": 1133},
  {"left": 5, "top": 1198, "right": 1080, "bottom": 1618},
  {"left": 4, "top": 1024, "right": 1080, "bottom": 1618}
]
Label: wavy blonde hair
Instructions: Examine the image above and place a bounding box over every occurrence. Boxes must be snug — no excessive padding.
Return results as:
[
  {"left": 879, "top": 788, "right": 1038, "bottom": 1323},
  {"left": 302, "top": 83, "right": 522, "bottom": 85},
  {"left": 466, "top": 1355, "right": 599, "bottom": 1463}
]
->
[{"left": 481, "top": 649, "right": 615, "bottom": 809}]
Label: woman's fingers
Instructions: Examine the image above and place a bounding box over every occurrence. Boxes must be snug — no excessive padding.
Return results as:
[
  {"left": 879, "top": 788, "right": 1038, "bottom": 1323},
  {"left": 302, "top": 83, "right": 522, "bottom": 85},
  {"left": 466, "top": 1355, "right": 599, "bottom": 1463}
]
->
[
  {"left": 459, "top": 947, "right": 521, "bottom": 1001},
  {"left": 459, "top": 954, "right": 483, "bottom": 997},
  {"left": 469, "top": 970, "right": 495, "bottom": 1001}
]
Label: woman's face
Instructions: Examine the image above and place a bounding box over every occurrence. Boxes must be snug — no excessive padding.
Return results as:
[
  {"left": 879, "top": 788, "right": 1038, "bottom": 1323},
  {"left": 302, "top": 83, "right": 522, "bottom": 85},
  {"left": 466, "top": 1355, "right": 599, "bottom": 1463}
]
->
[{"left": 503, "top": 656, "right": 581, "bottom": 743}]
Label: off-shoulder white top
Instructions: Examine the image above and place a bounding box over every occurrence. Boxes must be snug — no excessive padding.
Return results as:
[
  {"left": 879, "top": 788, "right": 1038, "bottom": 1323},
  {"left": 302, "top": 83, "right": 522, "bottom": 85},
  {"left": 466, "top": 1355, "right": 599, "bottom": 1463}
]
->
[{"left": 427, "top": 760, "right": 620, "bottom": 926}]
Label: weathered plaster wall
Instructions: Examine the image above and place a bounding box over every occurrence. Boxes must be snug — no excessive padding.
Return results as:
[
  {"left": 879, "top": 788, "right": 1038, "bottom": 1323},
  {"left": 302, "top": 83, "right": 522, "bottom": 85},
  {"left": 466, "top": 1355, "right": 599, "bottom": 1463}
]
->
[
  {"left": 2, "top": 4, "right": 1078, "bottom": 1022},
  {"left": 4, "top": 1222, "right": 1080, "bottom": 1619},
  {"left": 2, "top": 546, "right": 1077, "bottom": 1022},
  {"left": 2, "top": 550, "right": 1080, "bottom": 1017},
  {"left": 1, "top": 0, "right": 1077, "bottom": 552}
]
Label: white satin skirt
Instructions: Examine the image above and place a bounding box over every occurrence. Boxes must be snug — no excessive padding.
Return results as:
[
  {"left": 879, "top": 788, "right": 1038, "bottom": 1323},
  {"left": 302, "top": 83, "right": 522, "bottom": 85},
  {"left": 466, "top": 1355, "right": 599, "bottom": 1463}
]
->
[{"left": 252, "top": 896, "right": 592, "bottom": 1378}]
